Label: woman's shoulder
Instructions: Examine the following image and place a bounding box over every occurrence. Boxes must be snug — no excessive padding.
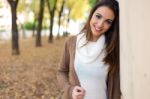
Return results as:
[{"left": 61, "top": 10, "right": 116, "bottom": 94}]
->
[{"left": 65, "top": 35, "right": 77, "bottom": 44}]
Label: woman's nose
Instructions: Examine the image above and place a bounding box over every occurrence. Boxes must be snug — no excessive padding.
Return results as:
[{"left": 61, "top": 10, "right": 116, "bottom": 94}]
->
[{"left": 97, "top": 20, "right": 104, "bottom": 28}]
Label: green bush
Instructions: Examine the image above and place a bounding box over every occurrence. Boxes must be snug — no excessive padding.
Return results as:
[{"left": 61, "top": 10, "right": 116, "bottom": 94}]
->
[
  {"left": 24, "top": 22, "right": 37, "bottom": 30},
  {"left": 24, "top": 21, "right": 49, "bottom": 30}
]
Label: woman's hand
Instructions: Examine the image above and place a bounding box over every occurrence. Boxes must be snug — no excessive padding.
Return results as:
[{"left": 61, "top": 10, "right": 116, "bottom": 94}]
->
[{"left": 72, "top": 86, "right": 85, "bottom": 99}]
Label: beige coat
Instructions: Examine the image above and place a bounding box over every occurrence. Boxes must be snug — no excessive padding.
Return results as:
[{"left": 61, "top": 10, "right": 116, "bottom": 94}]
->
[{"left": 57, "top": 36, "right": 121, "bottom": 99}]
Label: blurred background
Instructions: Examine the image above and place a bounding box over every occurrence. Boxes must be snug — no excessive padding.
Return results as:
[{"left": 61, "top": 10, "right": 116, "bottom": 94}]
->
[
  {"left": 0, "top": 0, "right": 99, "bottom": 43},
  {"left": 0, "top": 0, "right": 150, "bottom": 99}
]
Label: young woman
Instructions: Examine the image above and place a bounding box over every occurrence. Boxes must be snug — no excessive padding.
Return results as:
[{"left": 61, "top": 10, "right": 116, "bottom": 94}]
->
[{"left": 57, "top": 0, "right": 121, "bottom": 99}]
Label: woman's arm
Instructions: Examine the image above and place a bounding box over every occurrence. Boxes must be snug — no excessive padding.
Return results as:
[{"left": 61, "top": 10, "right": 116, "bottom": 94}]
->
[{"left": 57, "top": 37, "right": 75, "bottom": 99}]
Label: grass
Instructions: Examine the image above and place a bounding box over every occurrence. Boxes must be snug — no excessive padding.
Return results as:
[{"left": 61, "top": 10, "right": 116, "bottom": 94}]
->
[{"left": 0, "top": 36, "right": 66, "bottom": 99}]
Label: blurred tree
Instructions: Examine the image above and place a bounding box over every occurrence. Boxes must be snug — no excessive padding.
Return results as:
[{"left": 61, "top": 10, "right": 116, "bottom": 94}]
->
[
  {"left": 36, "top": 0, "right": 45, "bottom": 47},
  {"left": 7, "top": 0, "right": 20, "bottom": 55},
  {"left": 57, "top": 0, "right": 65, "bottom": 39},
  {"left": 64, "top": 0, "right": 90, "bottom": 35},
  {"left": 70, "top": 0, "right": 90, "bottom": 20},
  {"left": 18, "top": 0, "right": 40, "bottom": 37},
  {"left": 46, "top": 0, "right": 58, "bottom": 43},
  {"left": 29, "top": 0, "right": 39, "bottom": 37},
  {"left": 65, "top": 0, "right": 76, "bottom": 34}
]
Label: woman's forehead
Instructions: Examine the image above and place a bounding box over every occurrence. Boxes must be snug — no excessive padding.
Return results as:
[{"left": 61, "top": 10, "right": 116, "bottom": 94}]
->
[{"left": 94, "top": 6, "right": 115, "bottom": 20}]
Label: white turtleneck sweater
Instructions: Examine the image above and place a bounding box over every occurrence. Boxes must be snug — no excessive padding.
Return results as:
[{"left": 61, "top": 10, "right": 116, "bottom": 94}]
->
[{"left": 74, "top": 33, "right": 109, "bottom": 99}]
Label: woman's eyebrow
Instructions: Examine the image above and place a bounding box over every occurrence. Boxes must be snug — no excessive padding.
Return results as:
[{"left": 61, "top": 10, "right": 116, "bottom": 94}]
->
[
  {"left": 95, "top": 13, "right": 114, "bottom": 21},
  {"left": 95, "top": 13, "right": 101, "bottom": 15}
]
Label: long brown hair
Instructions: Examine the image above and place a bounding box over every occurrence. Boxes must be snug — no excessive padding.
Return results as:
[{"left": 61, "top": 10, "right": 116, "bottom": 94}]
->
[{"left": 80, "top": 0, "right": 119, "bottom": 74}]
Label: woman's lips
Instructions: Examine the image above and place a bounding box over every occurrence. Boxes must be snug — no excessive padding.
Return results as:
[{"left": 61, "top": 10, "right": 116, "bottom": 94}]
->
[{"left": 94, "top": 24, "right": 102, "bottom": 32}]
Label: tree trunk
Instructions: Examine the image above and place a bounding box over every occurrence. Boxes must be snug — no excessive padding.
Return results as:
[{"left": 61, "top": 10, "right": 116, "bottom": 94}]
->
[
  {"left": 46, "top": 0, "right": 58, "bottom": 43},
  {"left": 7, "top": 0, "right": 20, "bottom": 55},
  {"left": 36, "top": 0, "right": 45, "bottom": 47},
  {"left": 57, "top": 0, "right": 65, "bottom": 39},
  {"left": 48, "top": 13, "right": 54, "bottom": 43}
]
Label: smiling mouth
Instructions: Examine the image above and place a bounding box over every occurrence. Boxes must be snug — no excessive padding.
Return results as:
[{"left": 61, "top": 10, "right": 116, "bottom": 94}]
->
[{"left": 94, "top": 25, "right": 102, "bottom": 32}]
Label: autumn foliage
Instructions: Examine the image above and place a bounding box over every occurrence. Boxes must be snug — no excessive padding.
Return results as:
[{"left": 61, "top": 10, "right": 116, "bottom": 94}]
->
[{"left": 0, "top": 37, "right": 66, "bottom": 98}]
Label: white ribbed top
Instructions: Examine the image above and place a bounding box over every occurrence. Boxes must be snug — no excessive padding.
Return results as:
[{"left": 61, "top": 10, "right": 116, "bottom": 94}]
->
[{"left": 74, "top": 33, "right": 109, "bottom": 99}]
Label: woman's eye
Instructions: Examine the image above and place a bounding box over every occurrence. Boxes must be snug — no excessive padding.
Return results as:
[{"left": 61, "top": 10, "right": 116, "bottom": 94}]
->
[
  {"left": 106, "top": 20, "right": 113, "bottom": 25},
  {"left": 96, "top": 14, "right": 101, "bottom": 19}
]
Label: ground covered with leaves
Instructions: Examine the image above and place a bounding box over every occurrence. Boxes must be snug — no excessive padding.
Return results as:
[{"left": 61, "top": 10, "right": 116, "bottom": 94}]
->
[{"left": 0, "top": 37, "right": 66, "bottom": 99}]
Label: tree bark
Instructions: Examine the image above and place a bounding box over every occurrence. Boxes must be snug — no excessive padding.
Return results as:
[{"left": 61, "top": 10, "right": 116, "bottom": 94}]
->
[
  {"left": 57, "top": 0, "right": 65, "bottom": 39},
  {"left": 36, "top": 0, "right": 45, "bottom": 47},
  {"left": 7, "top": 0, "right": 20, "bottom": 55},
  {"left": 49, "top": 12, "right": 54, "bottom": 43},
  {"left": 46, "top": 0, "right": 58, "bottom": 43}
]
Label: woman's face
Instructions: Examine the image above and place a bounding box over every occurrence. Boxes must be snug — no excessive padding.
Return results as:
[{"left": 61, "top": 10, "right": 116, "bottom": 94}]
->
[{"left": 90, "top": 6, "right": 115, "bottom": 41}]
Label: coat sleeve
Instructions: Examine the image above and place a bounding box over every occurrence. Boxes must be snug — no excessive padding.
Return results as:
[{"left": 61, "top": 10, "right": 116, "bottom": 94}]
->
[{"left": 57, "top": 37, "right": 75, "bottom": 99}]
